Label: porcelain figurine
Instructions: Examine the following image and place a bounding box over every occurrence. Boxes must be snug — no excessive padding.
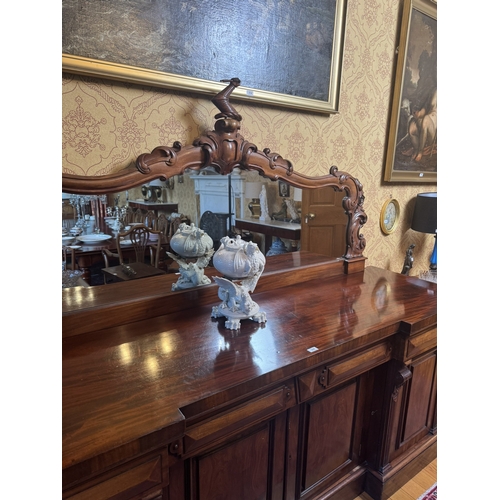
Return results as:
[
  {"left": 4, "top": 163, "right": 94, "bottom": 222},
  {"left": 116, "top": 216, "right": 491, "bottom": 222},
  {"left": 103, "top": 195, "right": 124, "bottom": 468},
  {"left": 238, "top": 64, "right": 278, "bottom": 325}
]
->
[
  {"left": 170, "top": 222, "right": 213, "bottom": 257},
  {"left": 167, "top": 223, "right": 214, "bottom": 291},
  {"left": 266, "top": 238, "right": 287, "bottom": 256},
  {"left": 259, "top": 185, "right": 271, "bottom": 221},
  {"left": 211, "top": 235, "right": 267, "bottom": 330},
  {"left": 167, "top": 250, "right": 214, "bottom": 290},
  {"left": 285, "top": 199, "right": 301, "bottom": 222}
]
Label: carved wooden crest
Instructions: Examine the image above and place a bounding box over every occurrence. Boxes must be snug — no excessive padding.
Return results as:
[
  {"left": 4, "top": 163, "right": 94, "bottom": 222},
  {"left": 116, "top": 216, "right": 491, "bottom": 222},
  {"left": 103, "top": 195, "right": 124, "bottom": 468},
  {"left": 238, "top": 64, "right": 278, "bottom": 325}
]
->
[{"left": 62, "top": 79, "right": 367, "bottom": 260}]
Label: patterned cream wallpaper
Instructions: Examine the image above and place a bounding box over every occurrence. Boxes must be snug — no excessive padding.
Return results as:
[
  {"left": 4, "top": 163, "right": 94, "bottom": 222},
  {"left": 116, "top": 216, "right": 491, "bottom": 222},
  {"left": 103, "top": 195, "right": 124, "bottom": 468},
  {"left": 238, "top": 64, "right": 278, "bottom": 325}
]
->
[{"left": 62, "top": 0, "right": 437, "bottom": 276}]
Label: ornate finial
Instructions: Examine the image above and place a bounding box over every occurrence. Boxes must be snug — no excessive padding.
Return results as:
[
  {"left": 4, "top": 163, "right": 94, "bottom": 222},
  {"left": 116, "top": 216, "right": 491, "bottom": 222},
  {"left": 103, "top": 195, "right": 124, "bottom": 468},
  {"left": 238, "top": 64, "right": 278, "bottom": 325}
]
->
[{"left": 211, "top": 78, "right": 243, "bottom": 121}]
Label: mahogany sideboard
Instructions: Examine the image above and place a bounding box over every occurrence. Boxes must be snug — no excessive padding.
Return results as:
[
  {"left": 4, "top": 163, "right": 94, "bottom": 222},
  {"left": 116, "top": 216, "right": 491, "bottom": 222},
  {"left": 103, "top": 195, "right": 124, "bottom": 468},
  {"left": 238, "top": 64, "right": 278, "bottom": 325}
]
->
[{"left": 62, "top": 253, "right": 437, "bottom": 500}]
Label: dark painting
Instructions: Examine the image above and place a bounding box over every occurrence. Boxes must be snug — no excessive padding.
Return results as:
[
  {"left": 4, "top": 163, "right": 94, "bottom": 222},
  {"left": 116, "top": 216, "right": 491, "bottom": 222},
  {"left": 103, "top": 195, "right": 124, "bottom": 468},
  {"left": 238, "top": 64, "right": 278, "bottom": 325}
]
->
[
  {"left": 62, "top": 0, "right": 341, "bottom": 103},
  {"left": 393, "top": 8, "right": 437, "bottom": 173}
]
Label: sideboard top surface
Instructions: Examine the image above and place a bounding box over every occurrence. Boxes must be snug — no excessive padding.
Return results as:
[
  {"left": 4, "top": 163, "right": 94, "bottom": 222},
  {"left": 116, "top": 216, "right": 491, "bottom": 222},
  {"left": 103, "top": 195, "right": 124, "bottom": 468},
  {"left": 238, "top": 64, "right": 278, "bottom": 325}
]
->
[{"left": 62, "top": 266, "right": 436, "bottom": 473}]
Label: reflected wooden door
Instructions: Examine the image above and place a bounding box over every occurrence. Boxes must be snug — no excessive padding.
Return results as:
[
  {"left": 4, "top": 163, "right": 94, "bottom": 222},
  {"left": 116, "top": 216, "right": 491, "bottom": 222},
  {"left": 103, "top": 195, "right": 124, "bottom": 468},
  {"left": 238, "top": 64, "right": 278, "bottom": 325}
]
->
[{"left": 300, "top": 187, "right": 347, "bottom": 258}]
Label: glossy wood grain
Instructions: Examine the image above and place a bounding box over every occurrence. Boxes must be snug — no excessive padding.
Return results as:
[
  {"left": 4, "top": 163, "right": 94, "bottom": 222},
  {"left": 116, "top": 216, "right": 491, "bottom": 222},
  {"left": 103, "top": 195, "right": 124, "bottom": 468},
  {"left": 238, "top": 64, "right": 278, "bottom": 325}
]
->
[
  {"left": 62, "top": 265, "right": 436, "bottom": 495},
  {"left": 62, "top": 252, "right": 347, "bottom": 337}
]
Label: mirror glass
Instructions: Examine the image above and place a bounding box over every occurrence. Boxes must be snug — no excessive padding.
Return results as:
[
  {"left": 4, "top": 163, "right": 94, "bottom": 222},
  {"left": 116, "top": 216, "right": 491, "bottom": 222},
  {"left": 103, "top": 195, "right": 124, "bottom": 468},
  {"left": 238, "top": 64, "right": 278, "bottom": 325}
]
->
[
  {"left": 62, "top": 168, "right": 348, "bottom": 287},
  {"left": 62, "top": 79, "right": 367, "bottom": 293}
]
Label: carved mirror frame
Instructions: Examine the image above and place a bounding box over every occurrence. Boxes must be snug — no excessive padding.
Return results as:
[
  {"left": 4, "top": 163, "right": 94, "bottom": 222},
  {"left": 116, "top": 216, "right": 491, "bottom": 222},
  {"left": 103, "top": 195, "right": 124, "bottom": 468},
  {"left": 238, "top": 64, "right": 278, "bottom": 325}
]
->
[{"left": 62, "top": 79, "right": 367, "bottom": 267}]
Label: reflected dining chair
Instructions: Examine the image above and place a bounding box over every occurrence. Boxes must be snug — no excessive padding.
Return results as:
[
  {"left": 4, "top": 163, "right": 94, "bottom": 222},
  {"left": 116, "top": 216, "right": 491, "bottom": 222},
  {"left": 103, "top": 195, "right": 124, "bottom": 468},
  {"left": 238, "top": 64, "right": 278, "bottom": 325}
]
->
[
  {"left": 62, "top": 246, "right": 76, "bottom": 271},
  {"left": 132, "top": 208, "right": 144, "bottom": 224},
  {"left": 168, "top": 215, "right": 187, "bottom": 240},
  {"left": 123, "top": 206, "right": 135, "bottom": 225},
  {"left": 143, "top": 210, "right": 157, "bottom": 229},
  {"left": 155, "top": 213, "right": 169, "bottom": 236},
  {"left": 101, "top": 224, "right": 162, "bottom": 283}
]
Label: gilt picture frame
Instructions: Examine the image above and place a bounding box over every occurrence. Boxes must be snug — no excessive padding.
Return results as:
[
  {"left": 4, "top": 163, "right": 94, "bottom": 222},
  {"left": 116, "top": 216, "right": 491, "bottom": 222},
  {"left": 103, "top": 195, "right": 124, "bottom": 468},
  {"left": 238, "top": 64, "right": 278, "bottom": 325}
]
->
[
  {"left": 384, "top": 0, "right": 437, "bottom": 183},
  {"left": 62, "top": 0, "right": 347, "bottom": 114}
]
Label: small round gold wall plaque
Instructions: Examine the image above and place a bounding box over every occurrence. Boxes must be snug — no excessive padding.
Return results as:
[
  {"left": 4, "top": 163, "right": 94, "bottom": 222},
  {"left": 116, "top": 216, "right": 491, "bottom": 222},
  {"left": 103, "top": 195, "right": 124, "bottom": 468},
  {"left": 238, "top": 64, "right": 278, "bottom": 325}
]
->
[{"left": 380, "top": 198, "right": 400, "bottom": 234}]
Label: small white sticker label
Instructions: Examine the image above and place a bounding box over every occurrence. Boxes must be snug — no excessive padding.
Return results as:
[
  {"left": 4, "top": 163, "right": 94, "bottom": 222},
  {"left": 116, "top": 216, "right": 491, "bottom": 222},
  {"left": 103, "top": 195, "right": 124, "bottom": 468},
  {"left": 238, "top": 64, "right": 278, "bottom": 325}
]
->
[
  {"left": 419, "top": 173, "right": 424, "bottom": 177},
  {"left": 307, "top": 347, "right": 319, "bottom": 353}
]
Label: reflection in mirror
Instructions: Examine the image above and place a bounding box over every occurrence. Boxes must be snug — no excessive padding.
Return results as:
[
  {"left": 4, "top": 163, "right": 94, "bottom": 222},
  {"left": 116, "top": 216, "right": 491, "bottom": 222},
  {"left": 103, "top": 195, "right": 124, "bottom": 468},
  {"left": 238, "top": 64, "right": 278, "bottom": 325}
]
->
[
  {"left": 62, "top": 173, "right": 348, "bottom": 287},
  {"left": 63, "top": 175, "right": 324, "bottom": 256},
  {"left": 64, "top": 174, "right": 303, "bottom": 238},
  {"left": 62, "top": 193, "right": 108, "bottom": 235},
  {"left": 62, "top": 79, "right": 366, "bottom": 288}
]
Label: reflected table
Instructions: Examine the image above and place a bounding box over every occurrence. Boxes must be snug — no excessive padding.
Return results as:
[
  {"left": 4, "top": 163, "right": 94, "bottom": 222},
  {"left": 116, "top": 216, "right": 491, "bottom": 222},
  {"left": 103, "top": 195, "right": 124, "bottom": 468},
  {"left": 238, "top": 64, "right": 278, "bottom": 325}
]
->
[
  {"left": 234, "top": 217, "right": 301, "bottom": 254},
  {"left": 69, "top": 234, "right": 168, "bottom": 285},
  {"left": 101, "top": 261, "right": 167, "bottom": 283},
  {"left": 128, "top": 201, "right": 178, "bottom": 216}
]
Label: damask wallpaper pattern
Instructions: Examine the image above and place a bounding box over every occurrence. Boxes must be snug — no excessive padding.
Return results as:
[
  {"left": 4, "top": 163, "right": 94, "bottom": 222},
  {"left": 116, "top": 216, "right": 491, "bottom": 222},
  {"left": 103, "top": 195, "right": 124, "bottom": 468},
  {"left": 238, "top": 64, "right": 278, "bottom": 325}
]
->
[{"left": 62, "top": 0, "right": 437, "bottom": 275}]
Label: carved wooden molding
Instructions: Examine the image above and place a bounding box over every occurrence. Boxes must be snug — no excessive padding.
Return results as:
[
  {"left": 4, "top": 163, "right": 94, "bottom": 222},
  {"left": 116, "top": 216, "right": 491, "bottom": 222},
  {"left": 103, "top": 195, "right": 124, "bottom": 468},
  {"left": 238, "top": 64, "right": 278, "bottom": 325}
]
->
[
  {"left": 391, "top": 362, "right": 413, "bottom": 402},
  {"left": 62, "top": 79, "right": 367, "bottom": 260},
  {"left": 168, "top": 439, "right": 183, "bottom": 458}
]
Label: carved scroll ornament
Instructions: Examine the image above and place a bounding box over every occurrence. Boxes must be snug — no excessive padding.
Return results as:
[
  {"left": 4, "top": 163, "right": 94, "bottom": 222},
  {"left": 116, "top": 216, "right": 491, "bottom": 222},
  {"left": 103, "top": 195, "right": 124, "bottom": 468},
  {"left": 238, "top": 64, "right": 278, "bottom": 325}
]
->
[{"left": 62, "top": 79, "right": 367, "bottom": 260}]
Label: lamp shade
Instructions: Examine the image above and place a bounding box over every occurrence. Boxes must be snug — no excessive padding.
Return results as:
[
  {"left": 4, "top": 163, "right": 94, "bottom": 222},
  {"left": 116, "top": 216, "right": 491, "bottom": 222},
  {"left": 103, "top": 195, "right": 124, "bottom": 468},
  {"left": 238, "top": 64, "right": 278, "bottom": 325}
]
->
[
  {"left": 245, "top": 182, "right": 261, "bottom": 199},
  {"left": 411, "top": 192, "right": 437, "bottom": 234}
]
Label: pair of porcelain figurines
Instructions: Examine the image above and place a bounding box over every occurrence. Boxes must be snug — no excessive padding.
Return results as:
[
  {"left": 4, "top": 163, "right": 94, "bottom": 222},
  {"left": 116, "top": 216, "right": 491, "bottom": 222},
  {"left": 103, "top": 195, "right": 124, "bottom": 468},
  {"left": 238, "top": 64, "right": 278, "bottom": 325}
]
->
[{"left": 168, "top": 222, "right": 266, "bottom": 330}]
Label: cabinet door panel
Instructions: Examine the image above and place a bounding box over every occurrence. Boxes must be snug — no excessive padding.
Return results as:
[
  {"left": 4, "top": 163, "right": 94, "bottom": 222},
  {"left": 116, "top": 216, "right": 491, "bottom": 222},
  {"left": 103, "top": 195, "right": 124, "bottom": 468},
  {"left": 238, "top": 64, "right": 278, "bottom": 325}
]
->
[
  {"left": 197, "top": 427, "right": 269, "bottom": 500},
  {"left": 302, "top": 381, "right": 357, "bottom": 490},
  {"left": 174, "top": 412, "right": 287, "bottom": 500},
  {"left": 402, "top": 353, "right": 437, "bottom": 443}
]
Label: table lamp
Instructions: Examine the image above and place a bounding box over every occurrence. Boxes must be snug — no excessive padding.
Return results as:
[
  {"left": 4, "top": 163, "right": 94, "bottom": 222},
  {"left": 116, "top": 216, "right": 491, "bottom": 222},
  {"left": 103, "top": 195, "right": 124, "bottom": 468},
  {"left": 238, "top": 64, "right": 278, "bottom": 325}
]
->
[
  {"left": 411, "top": 192, "right": 437, "bottom": 271},
  {"left": 245, "top": 182, "right": 262, "bottom": 218}
]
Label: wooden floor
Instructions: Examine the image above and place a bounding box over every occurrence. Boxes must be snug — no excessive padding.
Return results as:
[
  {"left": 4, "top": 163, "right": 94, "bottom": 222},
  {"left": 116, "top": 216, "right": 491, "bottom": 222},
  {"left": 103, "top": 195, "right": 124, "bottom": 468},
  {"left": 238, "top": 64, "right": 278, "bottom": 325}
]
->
[{"left": 355, "top": 458, "right": 437, "bottom": 500}]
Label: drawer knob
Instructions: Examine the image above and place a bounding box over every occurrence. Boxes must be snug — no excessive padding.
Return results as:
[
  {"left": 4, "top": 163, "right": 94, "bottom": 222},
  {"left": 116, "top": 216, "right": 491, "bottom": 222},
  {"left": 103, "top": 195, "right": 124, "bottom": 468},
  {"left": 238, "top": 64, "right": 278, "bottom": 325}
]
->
[{"left": 318, "top": 369, "right": 328, "bottom": 388}]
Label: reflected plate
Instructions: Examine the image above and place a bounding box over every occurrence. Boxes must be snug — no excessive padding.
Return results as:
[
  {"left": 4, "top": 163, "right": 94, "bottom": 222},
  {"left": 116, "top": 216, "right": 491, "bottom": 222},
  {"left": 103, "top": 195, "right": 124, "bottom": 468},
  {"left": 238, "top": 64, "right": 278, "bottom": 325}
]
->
[
  {"left": 62, "top": 236, "right": 75, "bottom": 242},
  {"left": 77, "top": 234, "right": 112, "bottom": 244},
  {"left": 120, "top": 239, "right": 133, "bottom": 245}
]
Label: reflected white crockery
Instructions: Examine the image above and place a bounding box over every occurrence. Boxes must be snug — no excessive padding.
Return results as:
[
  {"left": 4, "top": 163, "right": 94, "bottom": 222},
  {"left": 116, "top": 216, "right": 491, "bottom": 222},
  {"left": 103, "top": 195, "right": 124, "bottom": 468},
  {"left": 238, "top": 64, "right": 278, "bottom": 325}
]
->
[{"left": 77, "top": 234, "right": 112, "bottom": 243}]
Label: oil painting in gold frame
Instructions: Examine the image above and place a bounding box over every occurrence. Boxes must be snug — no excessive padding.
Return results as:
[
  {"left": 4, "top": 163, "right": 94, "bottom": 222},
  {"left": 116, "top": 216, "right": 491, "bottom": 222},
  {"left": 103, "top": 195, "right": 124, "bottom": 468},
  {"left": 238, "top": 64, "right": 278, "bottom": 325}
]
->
[
  {"left": 384, "top": 0, "right": 437, "bottom": 183},
  {"left": 62, "top": 0, "right": 347, "bottom": 114}
]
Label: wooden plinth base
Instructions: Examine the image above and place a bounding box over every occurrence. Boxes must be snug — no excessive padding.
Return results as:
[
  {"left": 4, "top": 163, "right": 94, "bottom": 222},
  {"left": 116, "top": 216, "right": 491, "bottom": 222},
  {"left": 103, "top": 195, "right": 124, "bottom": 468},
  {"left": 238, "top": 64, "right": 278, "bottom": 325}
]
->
[{"left": 364, "top": 436, "right": 437, "bottom": 500}]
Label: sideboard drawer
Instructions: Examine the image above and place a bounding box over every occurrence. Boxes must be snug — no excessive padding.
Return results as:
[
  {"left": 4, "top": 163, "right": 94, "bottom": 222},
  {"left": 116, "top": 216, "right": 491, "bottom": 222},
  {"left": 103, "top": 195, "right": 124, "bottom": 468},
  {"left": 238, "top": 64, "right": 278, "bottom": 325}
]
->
[
  {"left": 297, "top": 341, "right": 392, "bottom": 402},
  {"left": 405, "top": 327, "right": 437, "bottom": 360},
  {"left": 182, "top": 382, "right": 295, "bottom": 455}
]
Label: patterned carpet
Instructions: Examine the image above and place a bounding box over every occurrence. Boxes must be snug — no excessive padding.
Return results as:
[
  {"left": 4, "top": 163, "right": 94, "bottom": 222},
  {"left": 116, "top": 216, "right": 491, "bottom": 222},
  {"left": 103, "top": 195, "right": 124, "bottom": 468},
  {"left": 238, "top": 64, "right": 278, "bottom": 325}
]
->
[{"left": 417, "top": 483, "right": 437, "bottom": 500}]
